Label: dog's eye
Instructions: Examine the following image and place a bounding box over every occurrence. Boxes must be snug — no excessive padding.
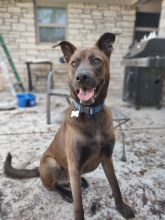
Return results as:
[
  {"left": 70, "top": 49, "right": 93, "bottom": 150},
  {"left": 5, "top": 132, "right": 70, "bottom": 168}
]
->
[
  {"left": 93, "top": 58, "right": 101, "bottom": 66},
  {"left": 71, "top": 60, "right": 77, "bottom": 67}
]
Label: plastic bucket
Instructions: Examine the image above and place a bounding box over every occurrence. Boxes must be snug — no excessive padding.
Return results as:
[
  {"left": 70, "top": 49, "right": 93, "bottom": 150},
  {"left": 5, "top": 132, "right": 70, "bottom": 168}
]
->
[
  {"left": 16, "top": 93, "right": 36, "bottom": 108},
  {"left": 26, "top": 93, "right": 36, "bottom": 107}
]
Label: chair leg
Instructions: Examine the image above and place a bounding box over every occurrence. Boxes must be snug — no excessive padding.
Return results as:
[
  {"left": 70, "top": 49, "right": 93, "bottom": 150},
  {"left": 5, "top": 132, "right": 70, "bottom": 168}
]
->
[
  {"left": 66, "top": 96, "right": 71, "bottom": 105},
  {"left": 118, "top": 124, "right": 126, "bottom": 162},
  {"left": 47, "top": 93, "right": 51, "bottom": 124}
]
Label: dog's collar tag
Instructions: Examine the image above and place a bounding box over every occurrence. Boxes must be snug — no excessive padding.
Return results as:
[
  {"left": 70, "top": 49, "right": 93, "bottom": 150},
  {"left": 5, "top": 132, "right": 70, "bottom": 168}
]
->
[{"left": 71, "top": 110, "right": 80, "bottom": 118}]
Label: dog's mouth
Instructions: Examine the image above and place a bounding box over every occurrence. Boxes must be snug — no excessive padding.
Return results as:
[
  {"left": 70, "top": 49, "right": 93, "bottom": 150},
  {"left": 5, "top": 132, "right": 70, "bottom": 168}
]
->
[{"left": 76, "top": 85, "right": 100, "bottom": 102}]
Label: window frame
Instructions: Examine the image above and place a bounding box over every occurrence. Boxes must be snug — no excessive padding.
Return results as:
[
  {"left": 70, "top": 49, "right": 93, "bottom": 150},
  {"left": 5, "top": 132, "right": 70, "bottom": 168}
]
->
[
  {"left": 34, "top": 1, "right": 67, "bottom": 44},
  {"left": 134, "top": 11, "right": 160, "bottom": 42}
]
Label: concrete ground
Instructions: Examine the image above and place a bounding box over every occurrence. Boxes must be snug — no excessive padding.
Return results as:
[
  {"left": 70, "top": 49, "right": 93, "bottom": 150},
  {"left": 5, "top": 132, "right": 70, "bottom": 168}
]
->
[{"left": 0, "top": 90, "right": 165, "bottom": 220}]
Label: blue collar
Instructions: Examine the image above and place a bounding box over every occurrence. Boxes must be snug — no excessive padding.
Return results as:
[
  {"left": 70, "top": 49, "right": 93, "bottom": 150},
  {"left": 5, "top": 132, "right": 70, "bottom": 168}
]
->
[{"left": 74, "top": 101, "right": 104, "bottom": 115}]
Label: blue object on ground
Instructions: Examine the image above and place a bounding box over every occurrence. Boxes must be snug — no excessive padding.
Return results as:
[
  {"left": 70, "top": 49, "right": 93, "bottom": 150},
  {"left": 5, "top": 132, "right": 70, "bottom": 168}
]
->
[{"left": 16, "top": 93, "right": 36, "bottom": 108}]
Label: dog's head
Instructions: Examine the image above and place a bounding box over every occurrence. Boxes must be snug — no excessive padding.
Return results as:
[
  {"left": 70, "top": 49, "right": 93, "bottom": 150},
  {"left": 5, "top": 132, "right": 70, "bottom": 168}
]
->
[{"left": 53, "top": 33, "right": 115, "bottom": 106}]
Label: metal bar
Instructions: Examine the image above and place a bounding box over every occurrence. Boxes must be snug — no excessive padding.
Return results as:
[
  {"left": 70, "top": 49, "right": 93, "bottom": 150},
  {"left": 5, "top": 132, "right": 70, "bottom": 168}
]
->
[
  {"left": 26, "top": 62, "right": 33, "bottom": 92},
  {"left": 135, "top": 27, "right": 158, "bottom": 32},
  {"left": 0, "top": 35, "right": 25, "bottom": 91},
  {"left": 118, "top": 123, "right": 126, "bottom": 162},
  {"left": 38, "top": 23, "right": 66, "bottom": 28},
  {"left": 114, "top": 118, "right": 130, "bottom": 129}
]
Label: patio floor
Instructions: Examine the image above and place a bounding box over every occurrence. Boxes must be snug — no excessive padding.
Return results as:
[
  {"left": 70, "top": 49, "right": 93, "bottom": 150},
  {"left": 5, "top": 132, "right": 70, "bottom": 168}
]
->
[{"left": 0, "top": 90, "right": 165, "bottom": 220}]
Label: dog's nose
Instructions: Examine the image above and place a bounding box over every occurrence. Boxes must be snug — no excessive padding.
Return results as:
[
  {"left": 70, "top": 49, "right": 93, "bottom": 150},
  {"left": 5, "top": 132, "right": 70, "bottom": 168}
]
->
[{"left": 76, "top": 71, "right": 90, "bottom": 82}]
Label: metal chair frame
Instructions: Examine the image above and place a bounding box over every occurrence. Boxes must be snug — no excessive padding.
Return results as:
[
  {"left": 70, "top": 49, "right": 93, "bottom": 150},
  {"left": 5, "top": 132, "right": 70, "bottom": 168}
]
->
[{"left": 46, "top": 70, "right": 71, "bottom": 124}]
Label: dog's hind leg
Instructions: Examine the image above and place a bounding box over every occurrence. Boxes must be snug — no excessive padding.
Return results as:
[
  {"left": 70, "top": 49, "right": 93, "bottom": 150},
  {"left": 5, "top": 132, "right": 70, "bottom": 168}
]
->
[
  {"left": 62, "top": 177, "right": 88, "bottom": 189},
  {"left": 39, "top": 156, "right": 73, "bottom": 203}
]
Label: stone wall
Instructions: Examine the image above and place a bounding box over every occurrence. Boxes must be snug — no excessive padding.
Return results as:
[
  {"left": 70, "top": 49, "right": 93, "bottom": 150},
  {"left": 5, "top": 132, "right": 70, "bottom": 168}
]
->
[
  {"left": 67, "top": 3, "right": 136, "bottom": 93},
  {"left": 0, "top": 0, "right": 135, "bottom": 92},
  {"left": 159, "top": 0, "right": 165, "bottom": 106},
  {"left": 159, "top": 0, "right": 165, "bottom": 37}
]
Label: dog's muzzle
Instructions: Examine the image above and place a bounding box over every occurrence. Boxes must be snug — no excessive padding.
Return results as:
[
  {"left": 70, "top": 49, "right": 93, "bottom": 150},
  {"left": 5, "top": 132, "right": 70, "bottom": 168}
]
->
[{"left": 73, "top": 71, "right": 100, "bottom": 102}]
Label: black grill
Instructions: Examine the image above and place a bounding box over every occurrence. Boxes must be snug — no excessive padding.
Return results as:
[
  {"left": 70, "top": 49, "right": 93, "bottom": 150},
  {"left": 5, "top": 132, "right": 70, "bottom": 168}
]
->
[{"left": 123, "top": 38, "right": 165, "bottom": 109}]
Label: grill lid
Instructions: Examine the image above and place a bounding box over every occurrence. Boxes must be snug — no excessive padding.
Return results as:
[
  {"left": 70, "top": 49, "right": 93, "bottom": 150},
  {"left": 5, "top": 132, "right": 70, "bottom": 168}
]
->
[{"left": 125, "top": 38, "right": 165, "bottom": 58}]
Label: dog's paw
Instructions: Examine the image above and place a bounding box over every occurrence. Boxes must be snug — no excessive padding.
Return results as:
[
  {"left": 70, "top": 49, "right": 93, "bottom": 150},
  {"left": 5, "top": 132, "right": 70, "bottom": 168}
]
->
[
  {"left": 62, "top": 190, "right": 73, "bottom": 203},
  {"left": 117, "top": 202, "right": 135, "bottom": 219},
  {"left": 81, "top": 177, "right": 88, "bottom": 189},
  {"left": 55, "top": 184, "right": 73, "bottom": 203}
]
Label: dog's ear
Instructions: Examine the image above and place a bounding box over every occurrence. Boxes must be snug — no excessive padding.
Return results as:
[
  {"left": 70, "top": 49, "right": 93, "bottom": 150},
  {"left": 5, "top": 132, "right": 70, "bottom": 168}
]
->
[
  {"left": 96, "top": 33, "right": 116, "bottom": 57},
  {"left": 53, "top": 41, "right": 76, "bottom": 62}
]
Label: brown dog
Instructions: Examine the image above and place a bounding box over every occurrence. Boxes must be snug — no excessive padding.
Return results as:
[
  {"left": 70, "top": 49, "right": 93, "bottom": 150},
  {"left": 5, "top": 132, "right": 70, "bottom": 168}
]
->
[{"left": 4, "top": 33, "right": 135, "bottom": 220}]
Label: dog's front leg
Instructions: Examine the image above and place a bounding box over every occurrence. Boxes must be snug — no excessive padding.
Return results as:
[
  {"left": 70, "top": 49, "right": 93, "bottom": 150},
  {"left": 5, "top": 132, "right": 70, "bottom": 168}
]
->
[
  {"left": 101, "top": 157, "right": 135, "bottom": 219},
  {"left": 68, "top": 163, "right": 84, "bottom": 220}
]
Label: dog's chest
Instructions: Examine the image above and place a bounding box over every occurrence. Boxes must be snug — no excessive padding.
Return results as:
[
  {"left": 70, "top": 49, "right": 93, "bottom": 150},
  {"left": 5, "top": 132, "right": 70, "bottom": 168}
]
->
[{"left": 76, "top": 131, "right": 113, "bottom": 173}]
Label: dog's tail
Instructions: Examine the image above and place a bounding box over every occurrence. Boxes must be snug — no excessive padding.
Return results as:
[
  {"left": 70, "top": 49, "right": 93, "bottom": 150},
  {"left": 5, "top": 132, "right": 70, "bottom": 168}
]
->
[{"left": 4, "top": 153, "right": 40, "bottom": 179}]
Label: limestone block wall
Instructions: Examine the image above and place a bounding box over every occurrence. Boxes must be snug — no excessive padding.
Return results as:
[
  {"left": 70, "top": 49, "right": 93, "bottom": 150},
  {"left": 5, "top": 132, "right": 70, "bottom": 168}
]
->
[
  {"left": 0, "top": 0, "right": 135, "bottom": 92},
  {"left": 159, "top": 0, "right": 165, "bottom": 37},
  {"left": 67, "top": 3, "right": 136, "bottom": 92},
  {"left": 159, "top": 0, "right": 165, "bottom": 105}
]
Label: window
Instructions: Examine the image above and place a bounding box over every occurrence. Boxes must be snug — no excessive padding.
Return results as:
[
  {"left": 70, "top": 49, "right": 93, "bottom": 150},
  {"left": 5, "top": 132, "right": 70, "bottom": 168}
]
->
[
  {"left": 134, "top": 12, "right": 160, "bottom": 42},
  {"left": 36, "top": 7, "right": 66, "bottom": 43}
]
